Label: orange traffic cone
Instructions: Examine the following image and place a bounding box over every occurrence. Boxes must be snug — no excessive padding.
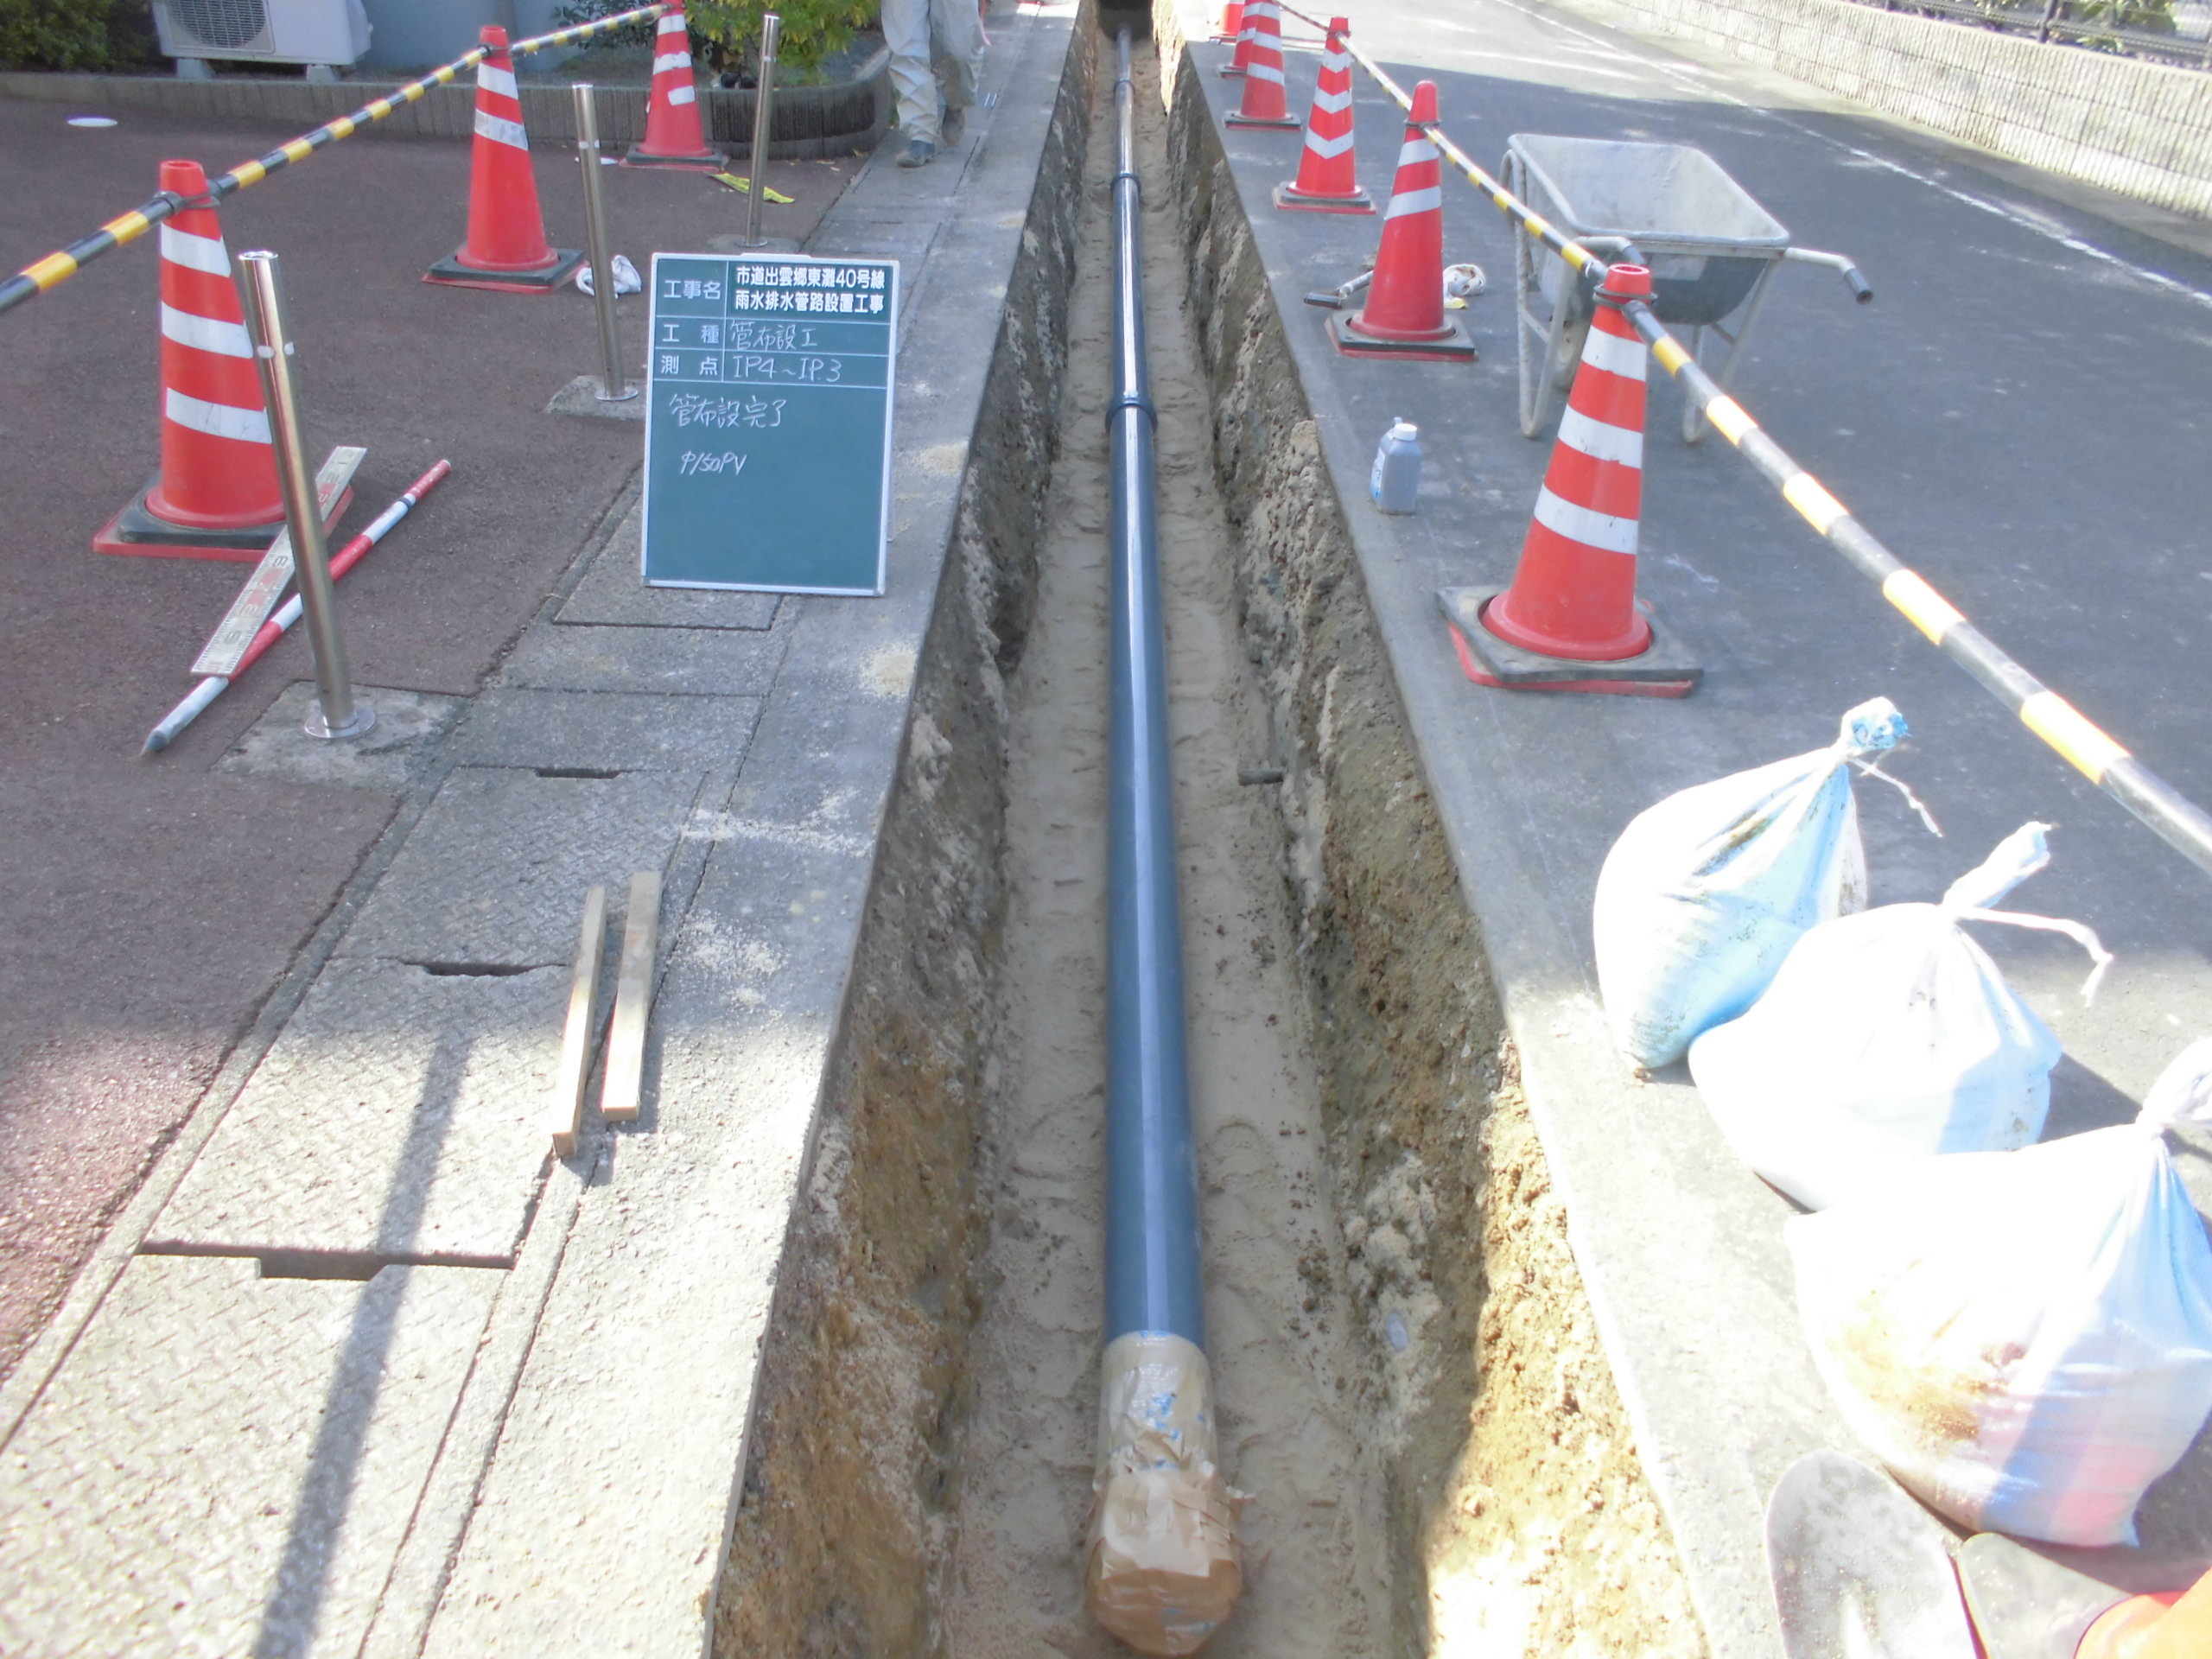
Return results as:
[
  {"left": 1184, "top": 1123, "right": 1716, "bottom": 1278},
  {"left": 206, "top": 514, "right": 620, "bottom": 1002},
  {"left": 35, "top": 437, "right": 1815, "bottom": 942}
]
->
[
  {"left": 1440, "top": 264, "right": 1700, "bottom": 696},
  {"left": 1274, "top": 18, "right": 1370, "bottom": 213},
  {"left": 1327, "top": 81, "right": 1473, "bottom": 360},
  {"left": 94, "top": 159, "right": 351, "bottom": 561},
  {"left": 626, "top": 1, "right": 723, "bottom": 170},
  {"left": 1221, "top": 4, "right": 1254, "bottom": 75},
  {"left": 1213, "top": 1, "right": 1244, "bottom": 43},
  {"left": 2076, "top": 1567, "right": 2212, "bottom": 1659},
  {"left": 425, "top": 26, "right": 583, "bottom": 292},
  {"left": 1225, "top": 0, "right": 1301, "bottom": 129}
]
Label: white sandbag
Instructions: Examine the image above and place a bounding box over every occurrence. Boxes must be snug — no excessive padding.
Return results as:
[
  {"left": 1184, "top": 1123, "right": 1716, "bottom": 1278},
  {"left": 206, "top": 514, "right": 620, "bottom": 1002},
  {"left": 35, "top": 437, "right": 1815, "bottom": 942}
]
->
[
  {"left": 1788, "top": 1046, "right": 2212, "bottom": 1546},
  {"left": 1689, "top": 823, "right": 2109, "bottom": 1211},
  {"left": 1593, "top": 697, "right": 1918, "bottom": 1071}
]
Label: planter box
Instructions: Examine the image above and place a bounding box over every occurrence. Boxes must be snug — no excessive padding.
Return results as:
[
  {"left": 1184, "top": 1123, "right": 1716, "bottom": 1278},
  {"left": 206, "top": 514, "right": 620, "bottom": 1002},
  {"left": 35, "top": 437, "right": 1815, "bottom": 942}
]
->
[{"left": 0, "top": 48, "right": 891, "bottom": 158}]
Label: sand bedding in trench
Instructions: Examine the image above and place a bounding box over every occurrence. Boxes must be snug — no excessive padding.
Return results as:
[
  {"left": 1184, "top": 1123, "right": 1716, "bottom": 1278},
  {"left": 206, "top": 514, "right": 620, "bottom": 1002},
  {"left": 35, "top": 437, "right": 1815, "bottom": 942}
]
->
[{"left": 940, "top": 48, "right": 1394, "bottom": 1657}]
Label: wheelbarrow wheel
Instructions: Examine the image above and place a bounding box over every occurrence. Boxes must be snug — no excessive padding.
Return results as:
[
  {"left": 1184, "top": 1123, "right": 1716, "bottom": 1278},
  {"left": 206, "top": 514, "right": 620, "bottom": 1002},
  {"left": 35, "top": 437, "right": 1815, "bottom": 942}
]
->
[
  {"left": 1510, "top": 150, "right": 1573, "bottom": 439},
  {"left": 1551, "top": 309, "right": 1589, "bottom": 390}
]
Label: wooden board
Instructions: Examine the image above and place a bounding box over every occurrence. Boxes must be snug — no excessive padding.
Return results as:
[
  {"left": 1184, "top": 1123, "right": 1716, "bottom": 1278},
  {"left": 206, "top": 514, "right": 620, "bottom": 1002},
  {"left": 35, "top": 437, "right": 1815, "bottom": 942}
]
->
[
  {"left": 601, "top": 870, "right": 661, "bottom": 1123},
  {"left": 191, "top": 446, "right": 367, "bottom": 678},
  {"left": 548, "top": 885, "right": 609, "bottom": 1160}
]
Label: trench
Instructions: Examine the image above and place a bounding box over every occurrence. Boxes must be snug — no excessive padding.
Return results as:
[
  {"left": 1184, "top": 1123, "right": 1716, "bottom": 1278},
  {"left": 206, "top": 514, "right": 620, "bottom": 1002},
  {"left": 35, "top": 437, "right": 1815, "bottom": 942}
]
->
[{"left": 713, "top": 16, "right": 1708, "bottom": 1657}]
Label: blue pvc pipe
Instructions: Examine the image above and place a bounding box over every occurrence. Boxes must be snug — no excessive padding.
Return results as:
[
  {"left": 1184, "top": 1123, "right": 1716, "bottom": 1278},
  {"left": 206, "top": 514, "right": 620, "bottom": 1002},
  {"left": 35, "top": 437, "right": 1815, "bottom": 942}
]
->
[{"left": 1103, "top": 27, "right": 1206, "bottom": 1350}]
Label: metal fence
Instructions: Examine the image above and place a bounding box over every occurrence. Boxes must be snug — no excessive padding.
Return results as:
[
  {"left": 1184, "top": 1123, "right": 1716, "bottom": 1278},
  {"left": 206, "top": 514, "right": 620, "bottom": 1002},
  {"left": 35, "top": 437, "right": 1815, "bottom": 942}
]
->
[{"left": 1850, "top": 0, "right": 2212, "bottom": 68}]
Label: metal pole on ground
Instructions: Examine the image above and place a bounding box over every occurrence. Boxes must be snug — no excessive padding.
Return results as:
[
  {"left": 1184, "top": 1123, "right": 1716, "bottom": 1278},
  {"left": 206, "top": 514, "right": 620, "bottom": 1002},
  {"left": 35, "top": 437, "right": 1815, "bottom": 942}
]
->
[
  {"left": 238, "top": 251, "right": 372, "bottom": 741},
  {"left": 1084, "top": 27, "right": 1243, "bottom": 1658},
  {"left": 743, "top": 14, "right": 782, "bottom": 248},
  {"left": 573, "top": 84, "right": 638, "bottom": 402}
]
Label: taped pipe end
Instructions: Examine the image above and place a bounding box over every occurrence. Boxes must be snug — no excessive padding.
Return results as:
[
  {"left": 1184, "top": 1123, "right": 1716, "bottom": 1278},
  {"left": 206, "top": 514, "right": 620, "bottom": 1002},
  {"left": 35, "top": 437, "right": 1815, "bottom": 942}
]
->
[{"left": 1084, "top": 1332, "right": 1245, "bottom": 1656}]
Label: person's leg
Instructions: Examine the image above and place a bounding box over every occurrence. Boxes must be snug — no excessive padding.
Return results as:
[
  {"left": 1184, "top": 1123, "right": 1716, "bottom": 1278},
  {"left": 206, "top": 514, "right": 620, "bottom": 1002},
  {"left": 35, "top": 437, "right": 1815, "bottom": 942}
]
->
[
  {"left": 883, "top": 0, "right": 944, "bottom": 147},
  {"left": 928, "top": 0, "right": 986, "bottom": 124}
]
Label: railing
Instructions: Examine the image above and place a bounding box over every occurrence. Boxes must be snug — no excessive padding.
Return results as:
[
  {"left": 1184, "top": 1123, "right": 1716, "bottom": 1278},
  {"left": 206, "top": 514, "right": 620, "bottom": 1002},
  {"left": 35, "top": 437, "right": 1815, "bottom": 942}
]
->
[
  {"left": 1273, "top": 3, "right": 2212, "bottom": 881},
  {"left": 1853, "top": 0, "right": 2212, "bottom": 70},
  {"left": 0, "top": 3, "right": 671, "bottom": 319}
]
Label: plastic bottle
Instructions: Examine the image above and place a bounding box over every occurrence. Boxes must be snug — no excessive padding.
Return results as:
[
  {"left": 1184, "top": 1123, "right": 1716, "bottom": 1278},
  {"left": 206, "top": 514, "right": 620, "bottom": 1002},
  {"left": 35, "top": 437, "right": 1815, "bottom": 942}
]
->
[{"left": 1370, "top": 418, "right": 1421, "bottom": 514}]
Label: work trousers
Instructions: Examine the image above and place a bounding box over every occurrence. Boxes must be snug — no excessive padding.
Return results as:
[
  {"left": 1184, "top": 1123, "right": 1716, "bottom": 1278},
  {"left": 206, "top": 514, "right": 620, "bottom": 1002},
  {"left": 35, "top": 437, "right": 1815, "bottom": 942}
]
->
[{"left": 883, "top": 0, "right": 985, "bottom": 146}]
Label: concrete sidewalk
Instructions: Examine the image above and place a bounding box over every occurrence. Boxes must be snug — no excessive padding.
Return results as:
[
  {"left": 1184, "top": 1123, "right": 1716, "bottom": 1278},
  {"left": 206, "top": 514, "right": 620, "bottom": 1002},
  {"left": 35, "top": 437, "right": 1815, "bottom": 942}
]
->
[
  {"left": 0, "top": 3, "right": 1078, "bottom": 1653},
  {"left": 1157, "top": 0, "right": 2212, "bottom": 1653}
]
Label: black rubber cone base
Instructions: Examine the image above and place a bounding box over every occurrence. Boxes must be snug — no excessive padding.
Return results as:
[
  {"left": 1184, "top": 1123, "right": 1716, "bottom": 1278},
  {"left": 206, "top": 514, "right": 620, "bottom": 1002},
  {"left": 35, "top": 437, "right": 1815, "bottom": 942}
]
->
[
  {"left": 424, "top": 247, "right": 586, "bottom": 294},
  {"left": 1225, "top": 111, "right": 1303, "bottom": 129},
  {"left": 1274, "top": 181, "right": 1375, "bottom": 214},
  {"left": 1440, "top": 586, "right": 1700, "bottom": 698},
  {"left": 622, "top": 144, "right": 727, "bottom": 172},
  {"left": 93, "top": 476, "right": 354, "bottom": 563},
  {"left": 1329, "top": 311, "right": 1477, "bottom": 362}
]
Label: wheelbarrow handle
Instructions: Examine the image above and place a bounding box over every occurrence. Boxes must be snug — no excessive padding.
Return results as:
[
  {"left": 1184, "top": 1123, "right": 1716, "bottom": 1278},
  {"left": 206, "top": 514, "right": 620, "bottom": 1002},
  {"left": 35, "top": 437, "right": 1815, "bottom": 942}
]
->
[{"left": 1784, "top": 245, "right": 1876, "bottom": 304}]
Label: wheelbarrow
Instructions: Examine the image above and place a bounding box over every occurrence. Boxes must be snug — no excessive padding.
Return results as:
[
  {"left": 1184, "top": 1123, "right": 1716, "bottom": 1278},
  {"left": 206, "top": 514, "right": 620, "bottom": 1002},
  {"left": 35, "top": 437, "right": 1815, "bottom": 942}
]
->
[{"left": 1503, "top": 133, "right": 1872, "bottom": 442}]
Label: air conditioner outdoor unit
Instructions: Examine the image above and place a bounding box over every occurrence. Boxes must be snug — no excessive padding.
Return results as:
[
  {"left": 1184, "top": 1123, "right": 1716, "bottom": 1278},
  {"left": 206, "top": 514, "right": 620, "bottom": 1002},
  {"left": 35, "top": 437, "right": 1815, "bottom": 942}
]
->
[{"left": 153, "top": 0, "right": 372, "bottom": 72}]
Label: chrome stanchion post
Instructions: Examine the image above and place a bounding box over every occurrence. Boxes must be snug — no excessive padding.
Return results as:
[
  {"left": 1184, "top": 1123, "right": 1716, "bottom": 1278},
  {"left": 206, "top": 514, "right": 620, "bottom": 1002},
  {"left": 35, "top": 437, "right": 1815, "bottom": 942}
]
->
[
  {"left": 573, "top": 83, "right": 636, "bottom": 403},
  {"left": 238, "top": 251, "right": 373, "bottom": 741},
  {"left": 743, "top": 13, "right": 781, "bottom": 248}
]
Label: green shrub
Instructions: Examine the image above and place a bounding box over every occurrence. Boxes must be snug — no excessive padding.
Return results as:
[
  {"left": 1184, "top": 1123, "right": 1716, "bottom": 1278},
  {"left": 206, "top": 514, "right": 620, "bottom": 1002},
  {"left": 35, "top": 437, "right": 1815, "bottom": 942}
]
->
[
  {"left": 689, "top": 0, "right": 878, "bottom": 73},
  {"left": 0, "top": 0, "right": 117, "bottom": 69},
  {"left": 556, "top": 0, "right": 876, "bottom": 73}
]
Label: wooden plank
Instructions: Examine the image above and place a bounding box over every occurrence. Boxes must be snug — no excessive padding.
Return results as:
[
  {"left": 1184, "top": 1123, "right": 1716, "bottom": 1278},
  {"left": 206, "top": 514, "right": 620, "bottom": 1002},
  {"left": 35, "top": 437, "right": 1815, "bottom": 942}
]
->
[
  {"left": 600, "top": 870, "right": 661, "bottom": 1122},
  {"left": 548, "top": 885, "right": 608, "bottom": 1160},
  {"left": 191, "top": 445, "right": 367, "bottom": 678}
]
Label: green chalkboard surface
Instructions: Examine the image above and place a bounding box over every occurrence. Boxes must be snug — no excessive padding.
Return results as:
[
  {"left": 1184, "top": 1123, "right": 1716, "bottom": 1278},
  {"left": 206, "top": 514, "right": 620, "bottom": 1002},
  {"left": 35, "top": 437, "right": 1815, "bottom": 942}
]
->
[{"left": 640, "top": 252, "right": 899, "bottom": 594}]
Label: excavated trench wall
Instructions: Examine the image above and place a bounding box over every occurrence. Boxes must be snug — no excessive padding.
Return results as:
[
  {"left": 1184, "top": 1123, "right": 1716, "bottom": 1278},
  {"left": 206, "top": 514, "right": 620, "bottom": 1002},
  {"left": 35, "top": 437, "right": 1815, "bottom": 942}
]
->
[
  {"left": 715, "top": 10, "right": 1706, "bottom": 1656},
  {"left": 1154, "top": 15, "right": 1707, "bottom": 1656},
  {"left": 712, "top": 16, "right": 1099, "bottom": 1656}
]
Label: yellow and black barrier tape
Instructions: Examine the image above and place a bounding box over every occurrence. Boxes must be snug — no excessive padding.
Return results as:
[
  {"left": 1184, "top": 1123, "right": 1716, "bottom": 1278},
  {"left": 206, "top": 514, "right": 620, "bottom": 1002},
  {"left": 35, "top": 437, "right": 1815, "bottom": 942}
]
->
[
  {"left": 0, "top": 2, "right": 668, "bottom": 318},
  {"left": 1271, "top": 1, "right": 2212, "bottom": 876}
]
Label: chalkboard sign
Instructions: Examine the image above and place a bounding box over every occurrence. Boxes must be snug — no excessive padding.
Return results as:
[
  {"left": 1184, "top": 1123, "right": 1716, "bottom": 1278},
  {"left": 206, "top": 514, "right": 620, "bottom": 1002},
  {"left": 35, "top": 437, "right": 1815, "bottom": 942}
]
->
[{"left": 639, "top": 252, "right": 899, "bottom": 595}]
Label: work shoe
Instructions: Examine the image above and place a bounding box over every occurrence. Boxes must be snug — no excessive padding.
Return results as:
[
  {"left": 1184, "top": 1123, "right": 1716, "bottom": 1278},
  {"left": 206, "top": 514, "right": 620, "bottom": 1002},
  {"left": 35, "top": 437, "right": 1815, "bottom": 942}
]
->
[
  {"left": 942, "top": 105, "right": 965, "bottom": 146},
  {"left": 898, "top": 137, "right": 935, "bottom": 168}
]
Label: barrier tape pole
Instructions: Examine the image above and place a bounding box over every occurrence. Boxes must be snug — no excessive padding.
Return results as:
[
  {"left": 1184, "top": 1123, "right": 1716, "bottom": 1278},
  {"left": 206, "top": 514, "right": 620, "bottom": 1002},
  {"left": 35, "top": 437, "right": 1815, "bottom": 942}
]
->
[
  {"left": 0, "top": 3, "right": 670, "bottom": 318},
  {"left": 1268, "top": 3, "right": 2212, "bottom": 879},
  {"left": 143, "top": 459, "right": 452, "bottom": 753}
]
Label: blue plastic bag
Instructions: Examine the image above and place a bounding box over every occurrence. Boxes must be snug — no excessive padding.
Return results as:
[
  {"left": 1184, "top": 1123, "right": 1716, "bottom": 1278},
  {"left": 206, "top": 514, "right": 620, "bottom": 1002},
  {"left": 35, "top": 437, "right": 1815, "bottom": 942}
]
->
[{"left": 1789, "top": 1040, "right": 2212, "bottom": 1546}]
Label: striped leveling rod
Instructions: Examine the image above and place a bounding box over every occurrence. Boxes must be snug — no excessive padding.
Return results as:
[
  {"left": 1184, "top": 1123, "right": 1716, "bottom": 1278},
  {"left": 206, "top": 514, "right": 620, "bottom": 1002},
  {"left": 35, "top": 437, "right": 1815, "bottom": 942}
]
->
[
  {"left": 1274, "top": 2, "right": 2212, "bottom": 880},
  {"left": 143, "top": 460, "right": 452, "bottom": 754},
  {"left": 0, "top": 3, "right": 669, "bottom": 319}
]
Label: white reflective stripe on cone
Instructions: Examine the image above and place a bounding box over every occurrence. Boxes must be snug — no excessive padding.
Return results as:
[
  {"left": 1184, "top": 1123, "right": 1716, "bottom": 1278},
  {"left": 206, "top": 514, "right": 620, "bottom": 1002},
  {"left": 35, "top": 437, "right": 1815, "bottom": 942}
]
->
[
  {"left": 1248, "top": 60, "right": 1285, "bottom": 83},
  {"left": 159, "top": 224, "right": 232, "bottom": 277},
  {"left": 658, "top": 12, "right": 686, "bottom": 31},
  {"left": 1313, "top": 86, "right": 1353, "bottom": 113},
  {"left": 1557, "top": 404, "right": 1644, "bottom": 469},
  {"left": 1306, "top": 129, "right": 1355, "bottom": 158},
  {"left": 654, "top": 52, "right": 690, "bottom": 73},
  {"left": 668, "top": 84, "right": 696, "bottom": 104},
  {"left": 1532, "top": 486, "right": 1638, "bottom": 554},
  {"left": 1396, "top": 137, "right": 1439, "bottom": 168},
  {"left": 1385, "top": 184, "right": 1442, "bottom": 219},
  {"left": 1578, "top": 325, "right": 1648, "bottom": 380},
  {"left": 477, "top": 64, "right": 518, "bottom": 99},
  {"left": 160, "top": 302, "right": 254, "bottom": 359},
  {"left": 474, "top": 110, "right": 530, "bottom": 149},
  {"left": 165, "top": 387, "right": 272, "bottom": 445}
]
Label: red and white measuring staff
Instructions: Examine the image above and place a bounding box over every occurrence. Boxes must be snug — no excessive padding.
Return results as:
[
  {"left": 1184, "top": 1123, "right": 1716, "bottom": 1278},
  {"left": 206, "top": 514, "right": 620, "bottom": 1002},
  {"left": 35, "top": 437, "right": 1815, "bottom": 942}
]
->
[{"left": 143, "top": 461, "right": 452, "bottom": 754}]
